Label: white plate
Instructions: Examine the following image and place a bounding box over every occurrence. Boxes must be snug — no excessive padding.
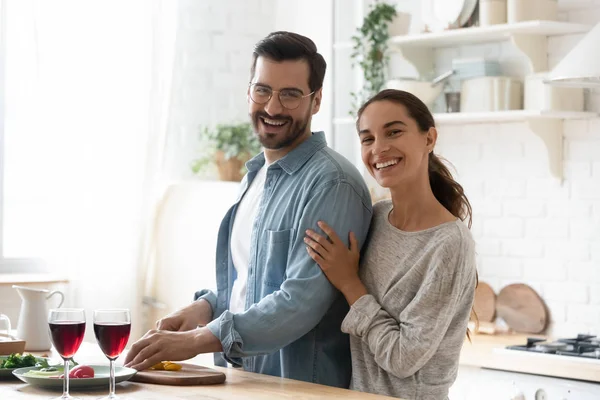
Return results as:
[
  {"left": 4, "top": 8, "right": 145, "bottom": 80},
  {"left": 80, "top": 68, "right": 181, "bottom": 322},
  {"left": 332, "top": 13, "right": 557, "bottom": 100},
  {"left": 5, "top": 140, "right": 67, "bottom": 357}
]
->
[
  {"left": 12, "top": 365, "right": 137, "bottom": 388},
  {"left": 433, "top": 0, "right": 465, "bottom": 28},
  {"left": 421, "top": 0, "right": 449, "bottom": 32},
  {"left": 458, "top": 0, "right": 478, "bottom": 27}
]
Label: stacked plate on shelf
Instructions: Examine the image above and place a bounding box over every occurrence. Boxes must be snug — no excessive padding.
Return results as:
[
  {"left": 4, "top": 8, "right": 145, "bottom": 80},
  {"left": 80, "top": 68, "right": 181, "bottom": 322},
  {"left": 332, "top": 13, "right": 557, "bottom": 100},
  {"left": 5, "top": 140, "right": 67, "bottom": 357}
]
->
[{"left": 452, "top": 58, "right": 502, "bottom": 80}]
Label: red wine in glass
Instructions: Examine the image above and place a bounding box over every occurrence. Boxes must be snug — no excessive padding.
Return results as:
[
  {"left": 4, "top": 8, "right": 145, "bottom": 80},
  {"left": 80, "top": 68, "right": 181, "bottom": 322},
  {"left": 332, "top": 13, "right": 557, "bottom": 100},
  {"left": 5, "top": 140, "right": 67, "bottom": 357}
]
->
[
  {"left": 94, "top": 309, "right": 131, "bottom": 400},
  {"left": 48, "top": 308, "right": 86, "bottom": 400},
  {"left": 94, "top": 323, "right": 131, "bottom": 359},
  {"left": 49, "top": 321, "right": 86, "bottom": 358}
]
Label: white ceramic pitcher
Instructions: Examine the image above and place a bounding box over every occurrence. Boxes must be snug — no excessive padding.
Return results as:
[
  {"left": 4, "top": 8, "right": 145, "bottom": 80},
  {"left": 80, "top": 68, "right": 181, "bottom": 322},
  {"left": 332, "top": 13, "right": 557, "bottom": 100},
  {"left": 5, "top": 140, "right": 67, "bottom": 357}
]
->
[{"left": 12, "top": 285, "right": 65, "bottom": 351}]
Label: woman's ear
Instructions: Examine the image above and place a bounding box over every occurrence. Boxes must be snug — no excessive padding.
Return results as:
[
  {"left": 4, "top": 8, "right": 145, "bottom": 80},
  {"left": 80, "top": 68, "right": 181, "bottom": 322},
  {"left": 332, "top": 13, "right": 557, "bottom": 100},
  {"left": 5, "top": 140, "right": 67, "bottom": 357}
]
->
[{"left": 426, "top": 127, "right": 438, "bottom": 153}]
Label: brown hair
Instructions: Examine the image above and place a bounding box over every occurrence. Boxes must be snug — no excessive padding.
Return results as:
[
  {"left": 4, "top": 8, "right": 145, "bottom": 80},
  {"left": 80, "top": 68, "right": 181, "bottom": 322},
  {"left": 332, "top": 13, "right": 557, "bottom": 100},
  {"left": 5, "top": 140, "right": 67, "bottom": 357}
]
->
[
  {"left": 250, "top": 31, "right": 327, "bottom": 93},
  {"left": 357, "top": 89, "right": 473, "bottom": 228}
]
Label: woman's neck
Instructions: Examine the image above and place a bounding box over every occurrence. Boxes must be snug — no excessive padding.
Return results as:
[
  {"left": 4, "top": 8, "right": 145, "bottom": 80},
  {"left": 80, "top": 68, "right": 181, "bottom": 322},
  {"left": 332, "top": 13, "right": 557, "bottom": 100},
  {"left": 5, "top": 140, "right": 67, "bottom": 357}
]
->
[{"left": 387, "top": 176, "right": 454, "bottom": 232}]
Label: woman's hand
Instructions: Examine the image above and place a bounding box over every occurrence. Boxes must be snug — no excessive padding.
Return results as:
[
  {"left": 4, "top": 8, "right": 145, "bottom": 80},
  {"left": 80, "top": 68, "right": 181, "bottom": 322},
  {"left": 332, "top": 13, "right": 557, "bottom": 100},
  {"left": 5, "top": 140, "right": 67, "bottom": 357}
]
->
[{"left": 305, "top": 221, "right": 367, "bottom": 305}]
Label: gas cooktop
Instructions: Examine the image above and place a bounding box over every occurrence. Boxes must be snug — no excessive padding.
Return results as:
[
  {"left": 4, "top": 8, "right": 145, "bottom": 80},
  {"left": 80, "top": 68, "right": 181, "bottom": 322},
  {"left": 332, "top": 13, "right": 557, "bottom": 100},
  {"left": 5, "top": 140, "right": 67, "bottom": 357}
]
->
[{"left": 506, "top": 334, "right": 600, "bottom": 359}]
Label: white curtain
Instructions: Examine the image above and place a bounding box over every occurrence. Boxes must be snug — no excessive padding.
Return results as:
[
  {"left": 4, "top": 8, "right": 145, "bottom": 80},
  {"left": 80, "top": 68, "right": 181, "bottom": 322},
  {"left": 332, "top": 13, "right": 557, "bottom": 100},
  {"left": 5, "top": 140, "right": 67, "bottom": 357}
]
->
[
  {"left": 133, "top": 0, "right": 179, "bottom": 340},
  {"left": 3, "top": 0, "right": 179, "bottom": 341}
]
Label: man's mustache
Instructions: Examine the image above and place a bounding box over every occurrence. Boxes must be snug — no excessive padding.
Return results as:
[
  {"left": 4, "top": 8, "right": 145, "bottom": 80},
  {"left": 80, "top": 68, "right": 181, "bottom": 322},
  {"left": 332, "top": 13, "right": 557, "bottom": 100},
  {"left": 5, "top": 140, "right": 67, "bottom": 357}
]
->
[{"left": 254, "top": 112, "right": 292, "bottom": 123}]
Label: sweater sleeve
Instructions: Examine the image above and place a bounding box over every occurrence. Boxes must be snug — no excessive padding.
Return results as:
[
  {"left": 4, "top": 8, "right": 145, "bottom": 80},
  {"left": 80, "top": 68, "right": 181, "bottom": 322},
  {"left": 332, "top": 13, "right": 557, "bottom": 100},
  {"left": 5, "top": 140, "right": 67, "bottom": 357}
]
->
[{"left": 341, "top": 236, "right": 476, "bottom": 379}]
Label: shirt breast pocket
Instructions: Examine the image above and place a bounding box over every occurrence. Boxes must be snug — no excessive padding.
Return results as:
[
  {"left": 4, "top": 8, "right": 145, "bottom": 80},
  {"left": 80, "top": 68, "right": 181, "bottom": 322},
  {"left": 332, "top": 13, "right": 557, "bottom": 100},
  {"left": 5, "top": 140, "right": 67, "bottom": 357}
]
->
[{"left": 262, "top": 229, "right": 292, "bottom": 289}]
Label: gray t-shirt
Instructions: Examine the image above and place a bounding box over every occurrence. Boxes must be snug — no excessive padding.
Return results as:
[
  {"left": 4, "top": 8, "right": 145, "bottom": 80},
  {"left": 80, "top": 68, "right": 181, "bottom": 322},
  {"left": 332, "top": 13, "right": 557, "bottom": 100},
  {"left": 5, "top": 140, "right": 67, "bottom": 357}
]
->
[{"left": 341, "top": 200, "right": 477, "bottom": 400}]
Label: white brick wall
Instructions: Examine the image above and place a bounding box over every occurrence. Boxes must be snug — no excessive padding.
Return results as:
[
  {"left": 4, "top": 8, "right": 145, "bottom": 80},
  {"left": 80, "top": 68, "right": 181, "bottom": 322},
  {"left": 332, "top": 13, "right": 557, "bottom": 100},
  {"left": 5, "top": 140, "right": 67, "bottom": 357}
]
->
[
  {"left": 166, "top": 0, "right": 277, "bottom": 179},
  {"left": 428, "top": 1, "right": 600, "bottom": 337},
  {"left": 435, "top": 113, "right": 600, "bottom": 336}
]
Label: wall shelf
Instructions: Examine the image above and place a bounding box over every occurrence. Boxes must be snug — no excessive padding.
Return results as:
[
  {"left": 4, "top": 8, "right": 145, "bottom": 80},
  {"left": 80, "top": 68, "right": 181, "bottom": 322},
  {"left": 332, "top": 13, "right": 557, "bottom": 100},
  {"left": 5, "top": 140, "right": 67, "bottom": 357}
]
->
[
  {"left": 334, "top": 110, "right": 597, "bottom": 126},
  {"left": 434, "top": 110, "right": 597, "bottom": 124},
  {"left": 388, "top": 20, "right": 591, "bottom": 76},
  {"left": 331, "top": 110, "right": 597, "bottom": 182},
  {"left": 388, "top": 20, "right": 590, "bottom": 48}
]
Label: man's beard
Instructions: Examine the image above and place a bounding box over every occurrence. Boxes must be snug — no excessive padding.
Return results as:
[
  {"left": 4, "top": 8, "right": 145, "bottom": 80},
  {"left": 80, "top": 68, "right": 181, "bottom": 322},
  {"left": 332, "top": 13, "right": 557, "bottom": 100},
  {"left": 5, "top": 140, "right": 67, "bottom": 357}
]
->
[{"left": 251, "top": 110, "right": 310, "bottom": 150}]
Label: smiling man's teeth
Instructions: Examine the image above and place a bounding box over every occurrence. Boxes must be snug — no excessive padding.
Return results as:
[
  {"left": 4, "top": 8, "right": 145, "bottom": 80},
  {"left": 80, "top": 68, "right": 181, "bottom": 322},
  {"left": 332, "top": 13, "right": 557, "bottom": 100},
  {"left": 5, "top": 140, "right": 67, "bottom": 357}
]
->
[
  {"left": 263, "top": 117, "right": 286, "bottom": 126},
  {"left": 375, "top": 159, "right": 400, "bottom": 169}
]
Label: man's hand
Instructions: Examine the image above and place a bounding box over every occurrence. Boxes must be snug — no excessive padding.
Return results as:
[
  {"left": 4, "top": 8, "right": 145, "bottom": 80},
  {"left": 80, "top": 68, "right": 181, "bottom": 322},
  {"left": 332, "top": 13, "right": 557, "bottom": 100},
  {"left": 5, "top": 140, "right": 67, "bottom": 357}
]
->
[
  {"left": 156, "top": 299, "right": 213, "bottom": 331},
  {"left": 123, "top": 327, "right": 222, "bottom": 371}
]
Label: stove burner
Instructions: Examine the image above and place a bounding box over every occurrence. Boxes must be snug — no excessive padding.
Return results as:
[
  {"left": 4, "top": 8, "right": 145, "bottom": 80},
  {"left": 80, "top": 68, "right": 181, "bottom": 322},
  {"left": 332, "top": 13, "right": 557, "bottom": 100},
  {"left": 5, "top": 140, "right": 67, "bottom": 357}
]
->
[
  {"left": 506, "top": 333, "right": 600, "bottom": 359},
  {"left": 535, "top": 342, "right": 568, "bottom": 353}
]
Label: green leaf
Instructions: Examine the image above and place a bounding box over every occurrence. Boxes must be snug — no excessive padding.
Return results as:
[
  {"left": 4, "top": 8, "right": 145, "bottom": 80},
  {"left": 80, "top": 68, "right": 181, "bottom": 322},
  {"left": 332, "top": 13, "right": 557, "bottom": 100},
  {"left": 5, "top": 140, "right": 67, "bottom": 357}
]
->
[
  {"left": 348, "top": 0, "right": 397, "bottom": 116},
  {"left": 191, "top": 122, "right": 262, "bottom": 176}
]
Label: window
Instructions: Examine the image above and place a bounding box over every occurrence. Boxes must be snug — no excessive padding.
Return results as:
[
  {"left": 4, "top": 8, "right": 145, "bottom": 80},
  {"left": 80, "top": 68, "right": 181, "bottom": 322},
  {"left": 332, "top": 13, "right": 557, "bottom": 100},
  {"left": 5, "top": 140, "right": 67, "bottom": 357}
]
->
[
  {"left": 0, "top": 0, "right": 154, "bottom": 275},
  {"left": 0, "top": 0, "right": 5, "bottom": 270}
]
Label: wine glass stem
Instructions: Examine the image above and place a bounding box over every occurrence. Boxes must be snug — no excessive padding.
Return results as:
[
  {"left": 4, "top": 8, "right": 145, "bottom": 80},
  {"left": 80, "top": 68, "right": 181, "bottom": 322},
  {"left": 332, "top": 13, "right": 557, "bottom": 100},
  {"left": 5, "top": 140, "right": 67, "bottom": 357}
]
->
[
  {"left": 109, "top": 358, "right": 116, "bottom": 398},
  {"left": 63, "top": 358, "right": 70, "bottom": 398}
]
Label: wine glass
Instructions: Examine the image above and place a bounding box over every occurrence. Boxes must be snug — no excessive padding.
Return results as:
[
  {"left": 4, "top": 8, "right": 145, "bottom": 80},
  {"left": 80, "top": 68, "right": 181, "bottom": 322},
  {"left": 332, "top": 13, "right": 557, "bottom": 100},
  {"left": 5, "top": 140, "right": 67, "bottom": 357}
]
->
[
  {"left": 93, "top": 309, "right": 131, "bottom": 399},
  {"left": 48, "top": 308, "right": 86, "bottom": 400}
]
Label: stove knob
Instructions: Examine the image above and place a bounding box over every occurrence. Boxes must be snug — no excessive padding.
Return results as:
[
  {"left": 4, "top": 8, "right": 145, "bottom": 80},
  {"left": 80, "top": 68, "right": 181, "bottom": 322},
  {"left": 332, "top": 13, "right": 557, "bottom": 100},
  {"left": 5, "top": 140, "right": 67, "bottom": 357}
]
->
[
  {"left": 535, "top": 389, "right": 547, "bottom": 400},
  {"left": 511, "top": 381, "right": 526, "bottom": 400}
]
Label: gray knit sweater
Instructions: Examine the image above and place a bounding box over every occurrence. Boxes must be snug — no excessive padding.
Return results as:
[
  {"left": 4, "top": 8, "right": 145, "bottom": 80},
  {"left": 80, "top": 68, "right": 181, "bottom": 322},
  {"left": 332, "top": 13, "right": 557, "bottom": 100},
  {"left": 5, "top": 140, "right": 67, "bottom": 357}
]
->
[{"left": 341, "top": 200, "right": 477, "bottom": 400}]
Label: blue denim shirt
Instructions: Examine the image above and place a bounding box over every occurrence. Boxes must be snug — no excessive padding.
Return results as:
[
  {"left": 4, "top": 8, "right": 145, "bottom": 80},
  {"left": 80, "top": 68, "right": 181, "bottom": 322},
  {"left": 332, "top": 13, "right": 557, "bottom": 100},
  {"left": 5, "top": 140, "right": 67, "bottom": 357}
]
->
[{"left": 195, "top": 132, "right": 373, "bottom": 388}]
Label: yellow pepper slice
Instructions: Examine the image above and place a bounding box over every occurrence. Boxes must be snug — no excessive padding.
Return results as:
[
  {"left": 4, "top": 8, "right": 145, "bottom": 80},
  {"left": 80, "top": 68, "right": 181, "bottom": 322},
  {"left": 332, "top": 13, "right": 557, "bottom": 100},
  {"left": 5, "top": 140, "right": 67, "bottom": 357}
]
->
[
  {"left": 148, "top": 361, "right": 182, "bottom": 371},
  {"left": 163, "top": 362, "right": 182, "bottom": 371}
]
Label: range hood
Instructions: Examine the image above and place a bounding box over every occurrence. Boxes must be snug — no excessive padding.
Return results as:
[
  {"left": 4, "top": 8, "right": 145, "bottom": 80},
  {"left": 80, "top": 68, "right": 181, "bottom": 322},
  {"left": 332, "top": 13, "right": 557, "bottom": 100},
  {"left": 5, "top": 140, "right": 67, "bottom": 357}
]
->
[{"left": 547, "top": 23, "right": 600, "bottom": 88}]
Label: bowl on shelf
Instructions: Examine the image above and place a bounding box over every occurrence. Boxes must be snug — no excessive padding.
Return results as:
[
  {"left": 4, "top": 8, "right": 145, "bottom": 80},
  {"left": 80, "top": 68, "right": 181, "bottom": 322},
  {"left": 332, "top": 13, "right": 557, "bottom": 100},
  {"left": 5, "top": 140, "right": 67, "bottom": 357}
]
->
[{"left": 385, "top": 78, "right": 444, "bottom": 107}]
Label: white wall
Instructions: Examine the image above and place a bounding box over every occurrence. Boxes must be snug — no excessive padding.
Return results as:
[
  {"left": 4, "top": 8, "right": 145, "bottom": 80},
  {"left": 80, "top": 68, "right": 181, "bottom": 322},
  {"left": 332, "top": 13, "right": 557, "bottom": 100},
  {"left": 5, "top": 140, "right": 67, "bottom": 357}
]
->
[
  {"left": 273, "top": 0, "right": 334, "bottom": 140},
  {"left": 165, "top": 0, "right": 277, "bottom": 179}
]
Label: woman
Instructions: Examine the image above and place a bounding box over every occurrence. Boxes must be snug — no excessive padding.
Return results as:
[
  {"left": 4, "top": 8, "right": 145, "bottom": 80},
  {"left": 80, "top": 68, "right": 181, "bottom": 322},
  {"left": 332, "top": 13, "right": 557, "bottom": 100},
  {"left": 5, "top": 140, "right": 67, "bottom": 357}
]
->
[{"left": 304, "top": 89, "right": 477, "bottom": 400}]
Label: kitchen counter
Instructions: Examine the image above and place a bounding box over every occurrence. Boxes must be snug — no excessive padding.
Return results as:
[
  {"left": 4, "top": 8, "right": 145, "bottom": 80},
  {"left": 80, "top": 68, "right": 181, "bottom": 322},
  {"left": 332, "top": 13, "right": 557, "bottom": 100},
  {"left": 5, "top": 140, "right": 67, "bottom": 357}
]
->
[
  {"left": 0, "top": 344, "right": 397, "bottom": 399},
  {"left": 0, "top": 273, "right": 68, "bottom": 285},
  {"left": 459, "top": 333, "right": 600, "bottom": 382}
]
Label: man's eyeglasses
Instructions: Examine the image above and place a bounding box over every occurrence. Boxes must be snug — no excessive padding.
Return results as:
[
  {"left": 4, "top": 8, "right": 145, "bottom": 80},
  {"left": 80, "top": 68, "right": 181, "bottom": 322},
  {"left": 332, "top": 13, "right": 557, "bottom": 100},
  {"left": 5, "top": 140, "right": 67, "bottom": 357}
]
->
[{"left": 249, "top": 83, "right": 315, "bottom": 110}]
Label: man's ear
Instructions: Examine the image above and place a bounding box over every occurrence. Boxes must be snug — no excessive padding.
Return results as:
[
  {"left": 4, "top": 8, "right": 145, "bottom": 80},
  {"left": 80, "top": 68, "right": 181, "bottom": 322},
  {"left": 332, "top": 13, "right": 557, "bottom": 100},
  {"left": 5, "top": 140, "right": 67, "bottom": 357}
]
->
[{"left": 312, "top": 89, "right": 322, "bottom": 115}]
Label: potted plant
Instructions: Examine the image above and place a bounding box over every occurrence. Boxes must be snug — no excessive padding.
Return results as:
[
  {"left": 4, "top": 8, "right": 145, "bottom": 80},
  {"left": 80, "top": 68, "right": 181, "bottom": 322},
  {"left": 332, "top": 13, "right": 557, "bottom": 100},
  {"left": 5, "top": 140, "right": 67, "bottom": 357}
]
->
[
  {"left": 191, "top": 122, "right": 262, "bottom": 182},
  {"left": 350, "top": 1, "right": 397, "bottom": 115}
]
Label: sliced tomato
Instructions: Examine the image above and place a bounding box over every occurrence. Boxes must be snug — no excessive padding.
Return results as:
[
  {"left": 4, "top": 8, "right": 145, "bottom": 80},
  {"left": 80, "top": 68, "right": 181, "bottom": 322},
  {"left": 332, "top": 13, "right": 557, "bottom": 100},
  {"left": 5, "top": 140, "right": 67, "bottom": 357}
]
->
[{"left": 68, "top": 365, "right": 95, "bottom": 378}]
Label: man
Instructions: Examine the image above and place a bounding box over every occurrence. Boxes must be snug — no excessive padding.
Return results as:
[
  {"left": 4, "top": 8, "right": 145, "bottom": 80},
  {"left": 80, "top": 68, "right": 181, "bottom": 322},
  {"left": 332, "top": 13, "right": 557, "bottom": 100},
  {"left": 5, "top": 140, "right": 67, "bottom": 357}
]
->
[{"left": 125, "top": 31, "right": 373, "bottom": 388}]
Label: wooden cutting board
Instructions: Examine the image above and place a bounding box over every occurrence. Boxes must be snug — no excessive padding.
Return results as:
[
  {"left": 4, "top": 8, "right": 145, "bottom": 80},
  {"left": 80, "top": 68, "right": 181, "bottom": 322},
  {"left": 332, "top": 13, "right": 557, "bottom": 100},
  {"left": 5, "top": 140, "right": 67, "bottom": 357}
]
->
[
  {"left": 496, "top": 283, "right": 548, "bottom": 334},
  {"left": 473, "top": 281, "right": 496, "bottom": 323},
  {"left": 130, "top": 363, "right": 226, "bottom": 386}
]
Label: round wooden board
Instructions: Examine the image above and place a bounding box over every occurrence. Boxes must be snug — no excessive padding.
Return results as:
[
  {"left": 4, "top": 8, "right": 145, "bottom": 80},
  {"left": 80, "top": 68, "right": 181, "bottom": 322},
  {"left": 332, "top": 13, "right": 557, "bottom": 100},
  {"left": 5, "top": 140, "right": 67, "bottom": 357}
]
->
[
  {"left": 496, "top": 283, "right": 547, "bottom": 334},
  {"left": 473, "top": 281, "right": 496, "bottom": 323}
]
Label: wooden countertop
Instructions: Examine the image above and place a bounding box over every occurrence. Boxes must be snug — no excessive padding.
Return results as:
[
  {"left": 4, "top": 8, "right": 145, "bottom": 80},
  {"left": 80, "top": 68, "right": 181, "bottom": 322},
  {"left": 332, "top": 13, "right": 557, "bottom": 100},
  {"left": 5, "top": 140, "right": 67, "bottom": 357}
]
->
[
  {"left": 0, "top": 344, "right": 397, "bottom": 399},
  {"left": 0, "top": 273, "right": 69, "bottom": 285},
  {"left": 460, "top": 333, "right": 600, "bottom": 382}
]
